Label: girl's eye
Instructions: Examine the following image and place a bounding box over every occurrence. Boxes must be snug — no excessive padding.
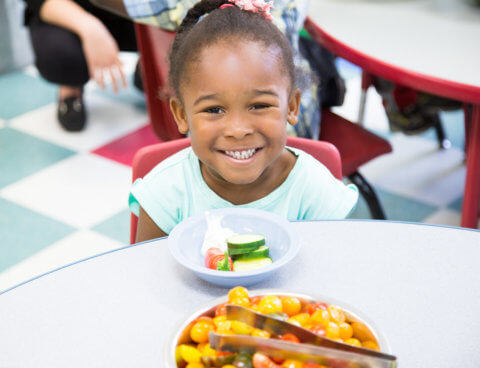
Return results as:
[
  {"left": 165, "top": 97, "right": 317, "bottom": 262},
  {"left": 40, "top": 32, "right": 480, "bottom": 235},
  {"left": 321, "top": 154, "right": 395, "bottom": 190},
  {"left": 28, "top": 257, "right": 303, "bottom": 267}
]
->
[
  {"left": 251, "top": 104, "right": 270, "bottom": 110},
  {"left": 204, "top": 107, "right": 223, "bottom": 114}
]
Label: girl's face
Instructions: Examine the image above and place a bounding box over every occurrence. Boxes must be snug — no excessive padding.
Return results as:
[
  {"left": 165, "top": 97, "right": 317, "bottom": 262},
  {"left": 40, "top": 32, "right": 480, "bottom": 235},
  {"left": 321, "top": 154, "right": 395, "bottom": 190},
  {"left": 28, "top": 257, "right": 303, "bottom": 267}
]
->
[{"left": 170, "top": 40, "right": 300, "bottom": 195}]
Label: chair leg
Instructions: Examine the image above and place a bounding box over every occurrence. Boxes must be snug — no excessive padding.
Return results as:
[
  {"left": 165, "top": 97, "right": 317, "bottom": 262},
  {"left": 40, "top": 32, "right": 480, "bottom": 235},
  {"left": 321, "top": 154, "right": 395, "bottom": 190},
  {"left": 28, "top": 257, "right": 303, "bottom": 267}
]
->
[
  {"left": 348, "top": 171, "right": 387, "bottom": 220},
  {"left": 432, "top": 114, "right": 451, "bottom": 150}
]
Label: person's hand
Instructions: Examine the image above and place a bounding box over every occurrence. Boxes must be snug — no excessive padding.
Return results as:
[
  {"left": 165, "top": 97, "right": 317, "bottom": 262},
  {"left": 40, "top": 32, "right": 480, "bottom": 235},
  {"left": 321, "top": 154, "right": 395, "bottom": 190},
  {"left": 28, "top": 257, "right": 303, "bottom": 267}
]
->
[{"left": 79, "top": 18, "right": 127, "bottom": 92}]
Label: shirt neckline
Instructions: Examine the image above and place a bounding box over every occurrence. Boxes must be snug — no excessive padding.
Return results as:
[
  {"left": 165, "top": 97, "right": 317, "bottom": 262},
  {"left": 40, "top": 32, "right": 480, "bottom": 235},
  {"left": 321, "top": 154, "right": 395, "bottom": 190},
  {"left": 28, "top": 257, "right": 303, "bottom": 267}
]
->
[{"left": 190, "top": 147, "right": 302, "bottom": 208}]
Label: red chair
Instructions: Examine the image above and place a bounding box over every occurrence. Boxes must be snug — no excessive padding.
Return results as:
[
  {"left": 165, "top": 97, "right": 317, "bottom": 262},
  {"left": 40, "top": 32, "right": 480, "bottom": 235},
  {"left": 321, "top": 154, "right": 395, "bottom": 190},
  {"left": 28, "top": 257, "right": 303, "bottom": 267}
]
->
[
  {"left": 130, "top": 136, "right": 342, "bottom": 244},
  {"left": 134, "top": 23, "right": 392, "bottom": 221}
]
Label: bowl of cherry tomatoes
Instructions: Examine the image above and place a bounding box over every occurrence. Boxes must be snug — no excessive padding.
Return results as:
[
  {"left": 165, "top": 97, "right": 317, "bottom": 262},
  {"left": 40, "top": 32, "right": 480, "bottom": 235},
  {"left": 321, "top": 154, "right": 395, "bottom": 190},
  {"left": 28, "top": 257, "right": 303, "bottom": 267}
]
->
[
  {"left": 168, "top": 208, "right": 300, "bottom": 287},
  {"left": 166, "top": 287, "right": 391, "bottom": 368}
]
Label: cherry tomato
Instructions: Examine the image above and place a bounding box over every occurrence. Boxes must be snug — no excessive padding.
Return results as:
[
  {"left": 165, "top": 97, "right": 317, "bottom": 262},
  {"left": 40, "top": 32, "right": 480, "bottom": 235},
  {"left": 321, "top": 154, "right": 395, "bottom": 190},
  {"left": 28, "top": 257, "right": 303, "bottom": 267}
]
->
[
  {"left": 306, "top": 302, "right": 328, "bottom": 315},
  {"left": 258, "top": 296, "right": 283, "bottom": 314},
  {"left": 190, "top": 321, "right": 214, "bottom": 343},
  {"left": 253, "top": 353, "right": 282, "bottom": 368},
  {"left": 327, "top": 305, "right": 345, "bottom": 324},
  {"left": 344, "top": 338, "right": 362, "bottom": 347},
  {"left": 251, "top": 328, "right": 271, "bottom": 338},
  {"left": 362, "top": 340, "right": 380, "bottom": 351},
  {"left": 280, "top": 334, "right": 300, "bottom": 343},
  {"left": 215, "top": 302, "right": 227, "bottom": 316},
  {"left": 310, "top": 309, "right": 330, "bottom": 326},
  {"left": 325, "top": 322, "right": 340, "bottom": 339},
  {"left": 229, "top": 297, "right": 250, "bottom": 308},
  {"left": 281, "top": 297, "right": 302, "bottom": 317},
  {"left": 309, "top": 324, "right": 326, "bottom": 337},
  {"left": 228, "top": 286, "right": 249, "bottom": 301},
  {"left": 250, "top": 295, "right": 263, "bottom": 306},
  {"left": 205, "top": 248, "right": 233, "bottom": 271},
  {"left": 282, "top": 360, "right": 304, "bottom": 368},
  {"left": 338, "top": 322, "right": 353, "bottom": 340}
]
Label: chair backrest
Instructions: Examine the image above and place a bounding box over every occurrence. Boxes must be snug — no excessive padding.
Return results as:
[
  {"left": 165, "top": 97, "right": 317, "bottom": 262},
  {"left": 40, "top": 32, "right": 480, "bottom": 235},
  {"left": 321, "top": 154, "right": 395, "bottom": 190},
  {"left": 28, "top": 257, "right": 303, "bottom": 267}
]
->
[
  {"left": 134, "top": 23, "right": 183, "bottom": 141},
  {"left": 130, "top": 136, "right": 342, "bottom": 243}
]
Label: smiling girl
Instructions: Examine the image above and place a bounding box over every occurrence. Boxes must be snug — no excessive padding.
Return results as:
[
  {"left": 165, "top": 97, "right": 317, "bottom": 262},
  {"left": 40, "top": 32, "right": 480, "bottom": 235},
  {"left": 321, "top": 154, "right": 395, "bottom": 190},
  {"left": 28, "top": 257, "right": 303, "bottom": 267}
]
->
[{"left": 129, "top": 0, "right": 358, "bottom": 242}]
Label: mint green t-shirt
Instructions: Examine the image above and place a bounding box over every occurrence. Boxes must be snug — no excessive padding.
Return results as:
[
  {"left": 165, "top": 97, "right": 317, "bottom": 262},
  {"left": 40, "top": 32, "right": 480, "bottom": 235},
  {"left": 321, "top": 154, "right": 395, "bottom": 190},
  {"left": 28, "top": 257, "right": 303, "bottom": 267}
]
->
[{"left": 129, "top": 147, "right": 358, "bottom": 234}]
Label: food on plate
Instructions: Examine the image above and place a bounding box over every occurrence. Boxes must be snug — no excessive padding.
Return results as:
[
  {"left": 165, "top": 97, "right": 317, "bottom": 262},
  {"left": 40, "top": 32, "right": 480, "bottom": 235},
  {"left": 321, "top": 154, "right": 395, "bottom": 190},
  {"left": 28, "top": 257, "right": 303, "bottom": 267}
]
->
[
  {"left": 205, "top": 248, "right": 233, "bottom": 271},
  {"left": 174, "top": 287, "right": 382, "bottom": 368},
  {"left": 204, "top": 232, "right": 273, "bottom": 272}
]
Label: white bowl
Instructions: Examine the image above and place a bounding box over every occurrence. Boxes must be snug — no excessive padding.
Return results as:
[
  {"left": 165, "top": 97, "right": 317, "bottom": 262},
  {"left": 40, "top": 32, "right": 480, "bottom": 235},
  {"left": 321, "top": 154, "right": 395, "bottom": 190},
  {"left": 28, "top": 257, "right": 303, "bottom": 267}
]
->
[
  {"left": 168, "top": 208, "right": 300, "bottom": 287},
  {"left": 165, "top": 289, "right": 391, "bottom": 368}
]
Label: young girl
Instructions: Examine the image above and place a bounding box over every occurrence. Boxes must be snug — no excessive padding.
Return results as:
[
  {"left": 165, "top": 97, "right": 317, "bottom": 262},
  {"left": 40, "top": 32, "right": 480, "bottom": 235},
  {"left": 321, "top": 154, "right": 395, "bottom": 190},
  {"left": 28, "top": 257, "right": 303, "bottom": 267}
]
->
[{"left": 129, "top": 0, "right": 358, "bottom": 242}]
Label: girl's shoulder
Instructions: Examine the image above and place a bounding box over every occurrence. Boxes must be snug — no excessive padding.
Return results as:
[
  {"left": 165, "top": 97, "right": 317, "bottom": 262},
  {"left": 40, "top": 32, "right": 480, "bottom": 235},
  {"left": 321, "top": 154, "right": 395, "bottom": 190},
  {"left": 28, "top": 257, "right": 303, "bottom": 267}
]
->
[{"left": 144, "top": 146, "right": 195, "bottom": 179}]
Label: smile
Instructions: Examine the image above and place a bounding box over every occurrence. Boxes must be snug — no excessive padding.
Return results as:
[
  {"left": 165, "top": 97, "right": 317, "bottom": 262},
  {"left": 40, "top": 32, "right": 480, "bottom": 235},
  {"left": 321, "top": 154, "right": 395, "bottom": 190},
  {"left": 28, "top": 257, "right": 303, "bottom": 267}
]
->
[{"left": 224, "top": 149, "right": 257, "bottom": 160}]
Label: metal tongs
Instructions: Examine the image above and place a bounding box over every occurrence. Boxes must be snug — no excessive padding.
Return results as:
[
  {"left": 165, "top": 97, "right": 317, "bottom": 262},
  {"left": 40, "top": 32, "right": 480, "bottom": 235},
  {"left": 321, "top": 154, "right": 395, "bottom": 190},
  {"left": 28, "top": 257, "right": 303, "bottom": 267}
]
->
[{"left": 208, "top": 305, "right": 397, "bottom": 368}]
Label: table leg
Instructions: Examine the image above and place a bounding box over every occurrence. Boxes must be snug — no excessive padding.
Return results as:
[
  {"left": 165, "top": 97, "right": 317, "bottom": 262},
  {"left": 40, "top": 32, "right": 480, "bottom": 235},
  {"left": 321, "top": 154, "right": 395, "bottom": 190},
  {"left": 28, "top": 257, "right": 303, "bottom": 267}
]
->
[{"left": 461, "top": 104, "right": 480, "bottom": 228}]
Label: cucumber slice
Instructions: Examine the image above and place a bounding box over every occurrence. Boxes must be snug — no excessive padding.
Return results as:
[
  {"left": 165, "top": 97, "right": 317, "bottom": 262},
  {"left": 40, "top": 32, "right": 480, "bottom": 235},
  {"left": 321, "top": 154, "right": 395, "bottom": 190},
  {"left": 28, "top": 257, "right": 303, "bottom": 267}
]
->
[
  {"left": 233, "top": 246, "right": 270, "bottom": 260},
  {"left": 228, "top": 244, "right": 260, "bottom": 255},
  {"left": 233, "top": 257, "right": 273, "bottom": 271},
  {"left": 227, "top": 234, "right": 266, "bottom": 248}
]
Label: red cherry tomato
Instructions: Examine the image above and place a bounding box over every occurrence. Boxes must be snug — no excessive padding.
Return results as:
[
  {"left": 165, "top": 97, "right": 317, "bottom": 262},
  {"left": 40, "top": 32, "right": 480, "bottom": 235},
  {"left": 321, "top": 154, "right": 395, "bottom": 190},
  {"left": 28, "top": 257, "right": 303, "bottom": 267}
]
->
[
  {"left": 310, "top": 324, "right": 326, "bottom": 337},
  {"left": 215, "top": 302, "right": 227, "bottom": 316},
  {"left": 280, "top": 334, "right": 300, "bottom": 343},
  {"left": 205, "top": 248, "right": 233, "bottom": 271},
  {"left": 306, "top": 302, "right": 328, "bottom": 315}
]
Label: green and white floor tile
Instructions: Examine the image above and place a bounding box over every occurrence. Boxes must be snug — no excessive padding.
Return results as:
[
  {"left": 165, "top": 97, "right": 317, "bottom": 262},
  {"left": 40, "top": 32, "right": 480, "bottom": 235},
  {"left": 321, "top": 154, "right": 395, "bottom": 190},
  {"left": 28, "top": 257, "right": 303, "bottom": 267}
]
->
[{"left": 0, "top": 53, "right": 474, "bottom": 293}]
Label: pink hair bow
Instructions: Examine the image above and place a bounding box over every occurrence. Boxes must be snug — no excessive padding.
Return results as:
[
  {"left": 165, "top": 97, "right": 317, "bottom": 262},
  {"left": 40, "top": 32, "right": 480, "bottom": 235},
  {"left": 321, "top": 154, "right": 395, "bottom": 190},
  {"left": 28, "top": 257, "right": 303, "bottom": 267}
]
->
[{"left": 228, "top": 0, "right": 274, "bottom": 21}]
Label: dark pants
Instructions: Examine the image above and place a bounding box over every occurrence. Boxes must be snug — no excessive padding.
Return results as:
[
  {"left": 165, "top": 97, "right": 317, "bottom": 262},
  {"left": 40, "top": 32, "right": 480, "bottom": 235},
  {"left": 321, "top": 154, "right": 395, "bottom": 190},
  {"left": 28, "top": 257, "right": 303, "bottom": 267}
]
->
[{"left": 29, "top": 13, "right": 137, "bottom": 87}]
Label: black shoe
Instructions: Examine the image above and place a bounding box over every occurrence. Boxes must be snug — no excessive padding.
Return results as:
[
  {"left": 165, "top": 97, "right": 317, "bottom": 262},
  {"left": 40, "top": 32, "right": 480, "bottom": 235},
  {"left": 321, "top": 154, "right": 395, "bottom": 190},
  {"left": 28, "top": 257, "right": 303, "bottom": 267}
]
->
[{"left": 57, "top": 95, "right": 86, "bottom": 132}]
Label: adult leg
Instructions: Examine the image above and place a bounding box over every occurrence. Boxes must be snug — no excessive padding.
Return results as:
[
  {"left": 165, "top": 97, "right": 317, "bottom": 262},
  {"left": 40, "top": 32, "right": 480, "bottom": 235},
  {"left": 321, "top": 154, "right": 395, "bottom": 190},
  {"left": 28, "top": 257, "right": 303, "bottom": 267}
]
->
[{"left": 29, "top": 16, "right": 88, "bottom": 131}]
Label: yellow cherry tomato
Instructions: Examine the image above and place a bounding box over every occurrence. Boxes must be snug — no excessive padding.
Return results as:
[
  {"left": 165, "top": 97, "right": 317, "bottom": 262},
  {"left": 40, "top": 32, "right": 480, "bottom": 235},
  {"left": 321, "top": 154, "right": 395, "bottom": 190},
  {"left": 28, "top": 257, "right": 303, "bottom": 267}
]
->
[
  {"left": 286, "top": 318, "right": 301, "bottom": 327},
  {"left": 362, "top": 340, "right": 380, "bottom": 351},
  {"left": 258, "top": 295, "right": 283, "bottom": 314},
  {"left": 351, "top": 322, "right": 377, "bottom": 343},
  {"left": 282, "top": 359, "right": 305, "bottom": 368},
  {"left": 179, "top": 345, "right": 202, "bottom": 364},
  {"left": 288, "top": 313, "right": 310, "bottom": 326},
  {"left": 228, "top": 286, "right": 249, "bottom": 302},
  {"left": 338, "top": 322, "right": 353, "bottom": 340},
  {"left": 326, "top": 322, "right": 340, "bottom": 339},
  {"left": 344, "top": 338, "right": 362, "bottom": 347},
  {"left": 202, "top": 344, "right": 217, "bottom": 357},
  {"left": 222, "top": 365, "right": 237, "bottom": 368},
  {"left": 310, "top": 309, "right": 330, "bottom": 326},
  {"left": 327, "top": 305, "right": 346, "bottom": 324},
  {"left": 229, "top": 296, "right": 250, "bottom": 308},
  {"left": 251, "top": 328, "right": 271, "bottom": 338},
  {"left": 190, "top": 321, "right": 214, "bottom": 343},
  {"left": 281, "top": 297, "right": 302, "bottom": 316},
  {"left": 186, "top": 363, "right": 204, "bottom": 368},
  {"left": 213, "top": 315, "right": 227, "bottom": 328},
  {"left": 231, "top": 320, "right": 254, "bottom": 335}
]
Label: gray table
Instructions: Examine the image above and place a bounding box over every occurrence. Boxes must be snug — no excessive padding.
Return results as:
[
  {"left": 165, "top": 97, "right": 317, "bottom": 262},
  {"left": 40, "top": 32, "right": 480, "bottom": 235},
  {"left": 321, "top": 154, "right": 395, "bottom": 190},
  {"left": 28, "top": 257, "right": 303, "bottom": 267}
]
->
[{"left": 0, "top": 221, "right": 479, "bottom": 367}]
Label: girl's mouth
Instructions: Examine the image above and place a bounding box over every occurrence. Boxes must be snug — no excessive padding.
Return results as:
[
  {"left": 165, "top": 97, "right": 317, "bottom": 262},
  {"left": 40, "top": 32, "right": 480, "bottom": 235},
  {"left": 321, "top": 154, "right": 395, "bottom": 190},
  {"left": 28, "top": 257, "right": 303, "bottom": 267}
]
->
[{"left": 223, "top": 148, "right": 259, "bottom": 160}]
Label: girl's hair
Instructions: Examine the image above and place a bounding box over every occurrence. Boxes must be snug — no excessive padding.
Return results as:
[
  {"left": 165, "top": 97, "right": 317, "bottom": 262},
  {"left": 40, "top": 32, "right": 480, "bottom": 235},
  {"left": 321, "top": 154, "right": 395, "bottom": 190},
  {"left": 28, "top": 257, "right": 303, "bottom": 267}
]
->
[{"left": 168, "top": 0, "right": 296, "bottom": 98}]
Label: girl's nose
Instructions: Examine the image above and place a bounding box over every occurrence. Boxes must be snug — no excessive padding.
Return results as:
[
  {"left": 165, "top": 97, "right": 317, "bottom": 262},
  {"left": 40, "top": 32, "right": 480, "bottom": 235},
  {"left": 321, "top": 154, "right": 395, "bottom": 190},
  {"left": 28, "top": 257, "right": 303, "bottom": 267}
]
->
[{"left": 224, "top": 114, "right": 254, "bottom": 139}]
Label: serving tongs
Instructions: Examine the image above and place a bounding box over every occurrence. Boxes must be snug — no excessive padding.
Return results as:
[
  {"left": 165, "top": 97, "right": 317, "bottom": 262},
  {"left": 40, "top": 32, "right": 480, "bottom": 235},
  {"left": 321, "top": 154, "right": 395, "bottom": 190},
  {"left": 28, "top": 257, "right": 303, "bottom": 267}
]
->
[{"left": 208, "top": 305, "right": 397, "bottom": 368}]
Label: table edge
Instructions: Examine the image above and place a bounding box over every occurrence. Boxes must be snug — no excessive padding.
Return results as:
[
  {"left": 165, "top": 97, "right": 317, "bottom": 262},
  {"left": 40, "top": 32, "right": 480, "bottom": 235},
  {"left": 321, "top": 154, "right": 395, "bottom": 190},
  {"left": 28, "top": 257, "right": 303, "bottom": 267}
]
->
[{"left": 304, "top": 17, "right": 480, "bottom": 105}]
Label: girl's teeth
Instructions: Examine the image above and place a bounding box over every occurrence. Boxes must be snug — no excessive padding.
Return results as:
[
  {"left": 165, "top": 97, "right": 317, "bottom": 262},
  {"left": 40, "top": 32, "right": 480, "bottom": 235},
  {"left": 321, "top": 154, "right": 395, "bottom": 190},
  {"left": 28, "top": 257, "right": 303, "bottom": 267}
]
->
[{"left": 225, "top": 149, "right": 256, "bottom": 160}]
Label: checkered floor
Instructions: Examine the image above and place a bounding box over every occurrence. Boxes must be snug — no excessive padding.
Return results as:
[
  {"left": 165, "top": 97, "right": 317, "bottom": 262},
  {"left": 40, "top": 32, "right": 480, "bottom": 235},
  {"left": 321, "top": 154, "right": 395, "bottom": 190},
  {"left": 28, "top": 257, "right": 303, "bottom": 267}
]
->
[{"left": 0, "top": 53, "right": 473, "bottom": 293}]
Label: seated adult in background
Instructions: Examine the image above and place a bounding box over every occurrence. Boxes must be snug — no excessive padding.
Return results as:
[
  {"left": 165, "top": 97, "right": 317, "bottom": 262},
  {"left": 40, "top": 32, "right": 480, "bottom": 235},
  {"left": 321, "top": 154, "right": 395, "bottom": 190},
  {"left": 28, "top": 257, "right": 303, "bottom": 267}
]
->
[
  {"left": 24, "top": 0, "right": 139, "bottom": 131},
  {"left": 90, "top": 0, "right": 338, "bottom": 140}
]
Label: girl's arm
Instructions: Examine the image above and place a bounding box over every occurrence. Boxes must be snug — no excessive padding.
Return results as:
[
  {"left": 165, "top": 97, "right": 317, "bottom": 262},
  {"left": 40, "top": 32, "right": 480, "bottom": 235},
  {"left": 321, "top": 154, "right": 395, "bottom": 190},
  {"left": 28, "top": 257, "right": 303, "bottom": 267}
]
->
[
  {"left": 39, "top": 0, "right": 127, "bottom": 91},
  {"left": 136, "top": 206, "right": 167, "bottom": 243}
]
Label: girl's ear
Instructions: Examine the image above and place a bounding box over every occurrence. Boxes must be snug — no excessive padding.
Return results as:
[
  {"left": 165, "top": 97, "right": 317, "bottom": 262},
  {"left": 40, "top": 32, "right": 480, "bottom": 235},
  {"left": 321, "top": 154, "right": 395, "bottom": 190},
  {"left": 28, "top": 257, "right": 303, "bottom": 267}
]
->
[
  {"left": 169, "top": 97, "right": 189, "bottom": 134},
  {"left": 287, "top": 88, "right": 301, "bottom": 126}
]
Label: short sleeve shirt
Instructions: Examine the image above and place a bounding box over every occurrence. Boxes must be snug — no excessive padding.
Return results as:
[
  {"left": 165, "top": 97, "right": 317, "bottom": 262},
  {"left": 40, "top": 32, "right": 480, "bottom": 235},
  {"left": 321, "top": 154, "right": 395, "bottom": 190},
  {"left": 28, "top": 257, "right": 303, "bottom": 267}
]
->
[{"left": 129, "top": 147, "right": 358, "bottom": 234}]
